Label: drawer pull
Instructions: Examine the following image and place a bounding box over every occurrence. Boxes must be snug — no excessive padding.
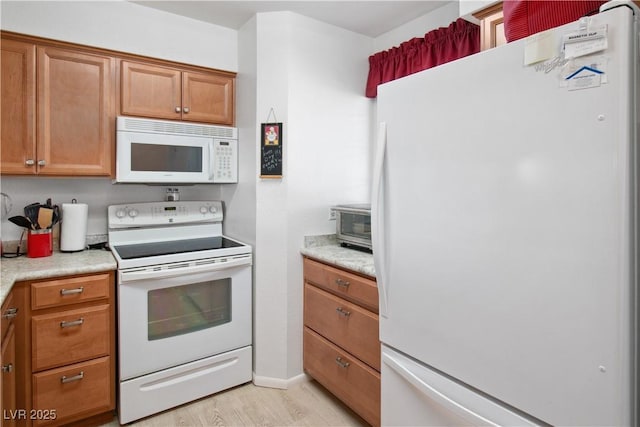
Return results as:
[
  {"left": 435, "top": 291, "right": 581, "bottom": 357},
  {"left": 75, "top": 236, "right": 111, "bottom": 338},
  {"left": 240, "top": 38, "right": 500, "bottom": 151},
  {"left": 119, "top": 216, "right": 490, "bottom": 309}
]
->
[
  {"left": 60, "top": 287, "right": 84, "bottom": 296},
  {"left": 335, "top": 278, "right": 350, "bottom": 288},
  {"left": 2, "top": 307, "right": 18, "bottom": 319},
  {"left": 2, "top": 363, "right": 13, "bottom": 373},
  {"left": 61, "top": 371, "right": 84, "bottom": 384},
  {"left": 335, "top": 357, "right": 350, "bottom": 369},
  {"left": 60, "top": 318, "right": 84, "bottom": 328},
  {"left": 335, "top": 307, "right": 351, "bottom": 317}
]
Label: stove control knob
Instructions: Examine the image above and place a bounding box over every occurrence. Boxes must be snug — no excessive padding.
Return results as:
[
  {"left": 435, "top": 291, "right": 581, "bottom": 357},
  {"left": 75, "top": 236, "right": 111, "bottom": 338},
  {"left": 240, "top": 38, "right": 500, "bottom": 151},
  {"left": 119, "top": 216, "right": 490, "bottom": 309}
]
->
[
  {"left": 209, "top": 206, "right": 218, "bottom": 214},
  {"left": 128, "top": 209, "right": 139, "bottom": 218},
  {"left": 200, "top": 206, "right": 208, "bottom": 214},
  {"left": 115, "top": 209, "right": 127, "bottom": 218}
]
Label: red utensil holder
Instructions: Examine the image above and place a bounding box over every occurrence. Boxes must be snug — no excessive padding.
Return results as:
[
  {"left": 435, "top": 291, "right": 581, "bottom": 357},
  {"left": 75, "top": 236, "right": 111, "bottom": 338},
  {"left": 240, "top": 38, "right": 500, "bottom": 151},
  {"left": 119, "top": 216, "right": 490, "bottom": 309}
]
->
[{"left": 27, "top": 229, "right": 53, "bottom": 258}]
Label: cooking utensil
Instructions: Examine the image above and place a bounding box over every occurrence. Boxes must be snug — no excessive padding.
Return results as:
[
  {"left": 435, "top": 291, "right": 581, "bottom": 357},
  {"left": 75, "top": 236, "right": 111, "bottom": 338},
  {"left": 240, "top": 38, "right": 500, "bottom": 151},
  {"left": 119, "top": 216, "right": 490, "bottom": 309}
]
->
[
  {"left": 8, "top": 215, "right": 34, "bottom": 230},
  {"left": 24, "top": 202, "right": 40, "bottom": 228},
  {"left": 51, "top": 205, "right": 60, "bottom": 227},
  {"left": 37, "top": 207, "right": 54, "bottom": 229}
]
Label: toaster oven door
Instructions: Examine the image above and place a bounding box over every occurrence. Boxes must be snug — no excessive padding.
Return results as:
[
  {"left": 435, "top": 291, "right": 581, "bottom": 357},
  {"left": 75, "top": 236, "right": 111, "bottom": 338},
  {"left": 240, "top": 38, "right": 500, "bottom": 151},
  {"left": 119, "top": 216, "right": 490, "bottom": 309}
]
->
[{"left": 337, "top": 211, "right": 372, "bottom": 249}]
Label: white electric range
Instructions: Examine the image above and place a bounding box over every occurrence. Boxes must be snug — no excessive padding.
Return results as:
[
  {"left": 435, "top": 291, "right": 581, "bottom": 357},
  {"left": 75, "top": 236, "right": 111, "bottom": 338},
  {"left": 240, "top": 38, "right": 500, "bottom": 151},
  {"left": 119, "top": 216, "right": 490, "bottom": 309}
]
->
[{"left": 108, "top": 200, "right": 252, "bottom": 424}]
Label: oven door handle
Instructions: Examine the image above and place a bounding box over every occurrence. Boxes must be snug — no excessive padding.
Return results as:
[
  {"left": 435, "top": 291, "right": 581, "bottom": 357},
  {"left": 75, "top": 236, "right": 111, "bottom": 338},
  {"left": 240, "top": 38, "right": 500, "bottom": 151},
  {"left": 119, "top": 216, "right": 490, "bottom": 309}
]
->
[{"left": 119, "top": 255, "right": 252, "bottom": 283}]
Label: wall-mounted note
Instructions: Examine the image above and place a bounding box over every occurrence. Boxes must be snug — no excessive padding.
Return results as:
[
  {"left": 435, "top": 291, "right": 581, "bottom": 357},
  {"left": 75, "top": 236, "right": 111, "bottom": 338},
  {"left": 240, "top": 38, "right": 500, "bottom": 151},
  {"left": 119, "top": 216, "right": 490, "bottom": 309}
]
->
[{"left": 260, "top": 122, "right": 283, "bottom": 178}]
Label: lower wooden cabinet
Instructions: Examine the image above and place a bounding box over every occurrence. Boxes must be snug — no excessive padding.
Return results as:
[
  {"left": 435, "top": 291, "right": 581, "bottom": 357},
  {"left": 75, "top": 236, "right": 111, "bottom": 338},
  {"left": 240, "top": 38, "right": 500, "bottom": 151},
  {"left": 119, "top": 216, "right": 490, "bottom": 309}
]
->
[
  {"left": 2, "top": 291, "right": 20, "bottom": 427},
  {"left": 7, "top": 270, "right": 116, "bottom": 427},
  {"left": 303, "top": 257, "right": 380, "bottom": 426}
]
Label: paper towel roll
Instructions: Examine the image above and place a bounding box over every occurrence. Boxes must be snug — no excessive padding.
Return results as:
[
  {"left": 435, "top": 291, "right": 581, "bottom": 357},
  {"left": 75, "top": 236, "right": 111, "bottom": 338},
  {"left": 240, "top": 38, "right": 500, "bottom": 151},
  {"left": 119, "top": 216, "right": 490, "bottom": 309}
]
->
[{"left": 60, "top": 203, "right": 88, "bottom": 252}]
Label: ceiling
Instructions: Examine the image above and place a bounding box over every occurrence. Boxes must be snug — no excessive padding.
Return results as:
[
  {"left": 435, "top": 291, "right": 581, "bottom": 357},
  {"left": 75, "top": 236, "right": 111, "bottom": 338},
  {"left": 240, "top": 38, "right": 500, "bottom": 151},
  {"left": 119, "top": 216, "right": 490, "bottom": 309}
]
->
[{"left": 130, "top": 1, "right": 452, "bottom": 37}]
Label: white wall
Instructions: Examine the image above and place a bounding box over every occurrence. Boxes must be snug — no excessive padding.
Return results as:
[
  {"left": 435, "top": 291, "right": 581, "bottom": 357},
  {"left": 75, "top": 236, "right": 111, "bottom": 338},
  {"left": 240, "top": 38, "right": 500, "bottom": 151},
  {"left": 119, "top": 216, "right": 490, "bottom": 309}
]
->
[
  {"left": 0, "top": 1, "right": 237, "bottom": 242},
  {"left": 285, "top": 14, "right": 372, "bottom": 379},
  {"left": 0, "top": 0, "right": 237, "bottom": 71},
  {"left": 223, "top": 16, "right": 258, "bottom": 248},
  {"left": 252, "top": 11, "right": 372, "bottom": 385}
]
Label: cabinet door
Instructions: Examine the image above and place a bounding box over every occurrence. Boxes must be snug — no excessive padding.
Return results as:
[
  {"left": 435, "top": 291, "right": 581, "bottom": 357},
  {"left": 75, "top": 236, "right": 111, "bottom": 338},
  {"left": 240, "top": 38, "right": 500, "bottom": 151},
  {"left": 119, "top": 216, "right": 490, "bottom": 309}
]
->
[
  {"left": 182, "top": 71, "right": 234, "bottom": 125},
  {"left": 1, "top": 39, "right": 36, "bottom": 175},
  {"left": 121, "top": 60, "right": 182, "bottom": 120},
  {"left": 37, "top": 46, "right": 114, "bottom": 176},
  {"left": 2, "top": 324, "right": 17, "bottom": 427}
]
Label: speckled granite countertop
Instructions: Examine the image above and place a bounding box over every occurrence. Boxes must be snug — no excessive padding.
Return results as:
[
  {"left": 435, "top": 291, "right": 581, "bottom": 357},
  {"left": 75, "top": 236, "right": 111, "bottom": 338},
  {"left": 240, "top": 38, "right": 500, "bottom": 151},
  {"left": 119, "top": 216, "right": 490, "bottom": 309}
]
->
[
  {"left": 300, "top": 234, "right": 375, "bottom": 278},
  {"left": 1, "top": 249, "right": 117, "bottom": 305}
]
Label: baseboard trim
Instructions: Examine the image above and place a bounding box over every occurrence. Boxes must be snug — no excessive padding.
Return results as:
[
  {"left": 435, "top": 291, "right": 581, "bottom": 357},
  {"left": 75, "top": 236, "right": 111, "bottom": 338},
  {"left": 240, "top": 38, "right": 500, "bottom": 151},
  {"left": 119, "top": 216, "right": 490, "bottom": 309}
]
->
[{"left": 252, "top": 372, "right": 310, "bottom": 389}]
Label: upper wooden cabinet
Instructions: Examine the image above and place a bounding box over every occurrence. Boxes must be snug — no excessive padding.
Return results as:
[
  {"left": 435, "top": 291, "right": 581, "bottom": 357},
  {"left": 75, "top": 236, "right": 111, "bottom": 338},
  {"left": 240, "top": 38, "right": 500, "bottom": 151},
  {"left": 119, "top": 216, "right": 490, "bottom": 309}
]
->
[
  {"left": 1, "top": 31, "right": 236, "bottom": 178},
  {"left": 37, "top": 46, "right": 114, "bottom": 176},
  {"left": 0, "top": 35, "right": 114, "bottom": 176},
  {"left": 121, "top": 60, "right": 235, "bottom": 126},
  {"left": 474, "top": 2, "right": 506, "bottom": 51},
  {"left": 1, "top": 39, "right": 36, "bottom": 175}
]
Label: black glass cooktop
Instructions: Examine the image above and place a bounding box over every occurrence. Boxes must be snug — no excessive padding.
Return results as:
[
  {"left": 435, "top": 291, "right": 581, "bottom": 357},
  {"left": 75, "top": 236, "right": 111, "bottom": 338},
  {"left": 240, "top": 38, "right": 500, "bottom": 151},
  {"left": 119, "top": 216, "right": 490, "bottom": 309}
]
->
[{"left": 114, "top": 236, "right": 243, "bottom": 260}]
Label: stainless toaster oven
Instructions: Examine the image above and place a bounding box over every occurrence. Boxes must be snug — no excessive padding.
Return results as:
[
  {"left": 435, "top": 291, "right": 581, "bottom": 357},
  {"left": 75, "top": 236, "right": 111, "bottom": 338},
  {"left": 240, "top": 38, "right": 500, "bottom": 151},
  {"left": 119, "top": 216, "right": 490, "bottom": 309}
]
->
[{"left": 333, "top": 203, "right": 371, "bottom": 251}]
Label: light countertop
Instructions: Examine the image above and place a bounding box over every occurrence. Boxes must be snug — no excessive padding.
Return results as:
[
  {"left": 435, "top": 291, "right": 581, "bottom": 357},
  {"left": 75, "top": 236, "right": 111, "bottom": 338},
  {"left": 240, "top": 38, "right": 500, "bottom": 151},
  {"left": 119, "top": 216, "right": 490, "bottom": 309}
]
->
[
  {"left": 300, "top": 234, "right": 375, "bottom": 278},
  {"left": 1, "top": 249, "right": 117, "bottom": 305}
]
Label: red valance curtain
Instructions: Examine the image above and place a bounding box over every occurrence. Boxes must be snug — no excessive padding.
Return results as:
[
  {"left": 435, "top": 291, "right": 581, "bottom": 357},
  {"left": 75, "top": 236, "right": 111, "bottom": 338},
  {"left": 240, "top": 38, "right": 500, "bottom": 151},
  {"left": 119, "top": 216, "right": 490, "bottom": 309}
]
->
[{"left": 366, "top": 18, "right": 480, "bottom": 98}]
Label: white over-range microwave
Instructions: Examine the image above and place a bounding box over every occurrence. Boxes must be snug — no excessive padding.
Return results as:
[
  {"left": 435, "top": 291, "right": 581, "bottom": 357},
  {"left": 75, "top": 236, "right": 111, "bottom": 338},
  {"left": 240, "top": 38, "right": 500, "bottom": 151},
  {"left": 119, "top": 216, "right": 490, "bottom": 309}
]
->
[{"left": 115, "top": 116, "right": 238, "bottom": 184}]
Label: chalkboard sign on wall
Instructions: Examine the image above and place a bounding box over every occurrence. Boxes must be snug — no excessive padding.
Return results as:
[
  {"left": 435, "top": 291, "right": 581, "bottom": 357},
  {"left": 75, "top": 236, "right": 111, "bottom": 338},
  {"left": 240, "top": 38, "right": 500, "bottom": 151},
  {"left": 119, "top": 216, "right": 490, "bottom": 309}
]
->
[{"left": 260, "top": 122, "right": 283, "bottom": 178}]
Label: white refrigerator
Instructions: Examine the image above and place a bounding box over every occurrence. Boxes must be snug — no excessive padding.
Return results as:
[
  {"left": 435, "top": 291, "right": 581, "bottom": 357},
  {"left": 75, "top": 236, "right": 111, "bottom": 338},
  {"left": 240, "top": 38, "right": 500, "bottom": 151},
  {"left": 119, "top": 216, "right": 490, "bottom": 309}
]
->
[{"left": 372, "top": 2, "right": 638, "bottom": 426}]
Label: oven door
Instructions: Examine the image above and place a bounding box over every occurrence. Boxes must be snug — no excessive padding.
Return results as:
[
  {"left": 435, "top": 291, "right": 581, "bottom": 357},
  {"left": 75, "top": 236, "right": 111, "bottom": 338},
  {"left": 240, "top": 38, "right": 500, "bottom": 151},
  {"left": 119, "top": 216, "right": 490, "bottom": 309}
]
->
[{"left": 118, "top": 255, "right": 252, "bottom": 380}]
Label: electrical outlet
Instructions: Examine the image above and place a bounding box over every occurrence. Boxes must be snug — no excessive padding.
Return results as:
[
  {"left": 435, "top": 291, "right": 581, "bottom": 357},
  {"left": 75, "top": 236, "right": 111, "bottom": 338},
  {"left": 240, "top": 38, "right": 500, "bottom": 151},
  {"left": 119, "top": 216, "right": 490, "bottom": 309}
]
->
[{"left": 328, "top": 208, "right": 336, "bottom": 221}]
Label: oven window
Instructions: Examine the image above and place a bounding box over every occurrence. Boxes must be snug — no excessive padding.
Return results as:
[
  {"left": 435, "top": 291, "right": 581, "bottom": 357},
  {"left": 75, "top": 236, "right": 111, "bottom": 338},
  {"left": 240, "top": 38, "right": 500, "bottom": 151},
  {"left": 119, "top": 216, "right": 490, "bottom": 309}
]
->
[
  {"left": 340, "top": 212, "right": 371, "bottom": 239},
  {"left": 147, "top": 279, "right": 231, "bottom": 340},
  {"left": 131, "top": 142, "right": 203, "bottom": 172}
]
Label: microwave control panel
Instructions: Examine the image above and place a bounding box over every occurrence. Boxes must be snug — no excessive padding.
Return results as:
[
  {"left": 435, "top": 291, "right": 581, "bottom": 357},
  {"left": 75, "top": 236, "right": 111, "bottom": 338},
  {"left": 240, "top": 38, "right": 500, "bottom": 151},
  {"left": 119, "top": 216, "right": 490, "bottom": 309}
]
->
[{"left": 213, "top": 139, "right": 238, "bottom": 183}]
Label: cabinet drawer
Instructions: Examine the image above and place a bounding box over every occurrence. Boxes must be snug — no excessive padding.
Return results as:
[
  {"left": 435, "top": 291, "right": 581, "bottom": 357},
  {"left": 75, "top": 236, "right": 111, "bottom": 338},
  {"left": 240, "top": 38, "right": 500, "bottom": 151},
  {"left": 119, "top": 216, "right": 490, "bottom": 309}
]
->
[
  {"left": 32, "top": 356, "right": 113, "bottom": 426},
  {"left": 304, "top": 284, "right": 380, "bottom": 371},
  {"left": 31, "top": 273, "right": 111, "bottom": 310},
  {"left": 304, "top": 258, "right": 378, "bottom": 312},
  {"left": 32, "top": 304, "right": 110, "bottom": 371},
  {"left": 303, "top": 327, "right": 380, "bottom": 427}
]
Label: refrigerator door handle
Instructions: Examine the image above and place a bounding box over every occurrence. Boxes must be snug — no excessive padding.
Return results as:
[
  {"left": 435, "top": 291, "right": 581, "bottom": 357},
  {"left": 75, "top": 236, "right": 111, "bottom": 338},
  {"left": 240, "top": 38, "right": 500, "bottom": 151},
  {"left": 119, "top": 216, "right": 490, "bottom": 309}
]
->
[
  {"left": 383, "top": 352, "right": 499, "bottom": 426},
  {"left": 372, "top": 121, "right": 389, "bottom": 317}
]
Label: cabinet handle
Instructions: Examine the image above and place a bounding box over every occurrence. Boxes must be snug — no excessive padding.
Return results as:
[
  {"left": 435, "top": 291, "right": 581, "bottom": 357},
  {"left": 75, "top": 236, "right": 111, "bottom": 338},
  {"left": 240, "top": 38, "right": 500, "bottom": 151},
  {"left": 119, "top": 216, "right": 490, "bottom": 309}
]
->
[
  {"left": 60, "top": 318, "right": 84, "bottom": 328},
  {"left": 38, "top": 160, "right": 46, "bottom": 166},
  {"left": 183, "top": 107, "right": 190, "bottom": 114},
  {"left": 335, "top": 357, "right": 350, "bottom": 369},
  {"left": 25, "top": 159, "right": 35, "bottom": 166},
  {"left": 61, "top": 371, "right": 84, "bottom": 384},
  {"left": 60, "top": 287, "right": 84, "bottom": 296},
  {"left": 2, "top": 307, "right": 18, "bottom": 319},
  {"left": 2, "top": 364, "right": 13, "bottom": 373},
  {"left": 335, "top": 307, "right": 351, "bottom": 317},
  {"left": 335, "top": 278, "right": 350, "bottom": 288},
  {"left": 175, "top": 106, "right": 181, "bottom": 113}
]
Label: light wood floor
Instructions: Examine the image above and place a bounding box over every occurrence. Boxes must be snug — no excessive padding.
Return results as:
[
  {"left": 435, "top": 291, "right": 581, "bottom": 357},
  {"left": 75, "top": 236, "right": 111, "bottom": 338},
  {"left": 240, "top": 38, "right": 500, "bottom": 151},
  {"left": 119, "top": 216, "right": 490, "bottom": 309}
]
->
[{"left": 101, "top": 380, "right": 368, "bottom": 426}]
